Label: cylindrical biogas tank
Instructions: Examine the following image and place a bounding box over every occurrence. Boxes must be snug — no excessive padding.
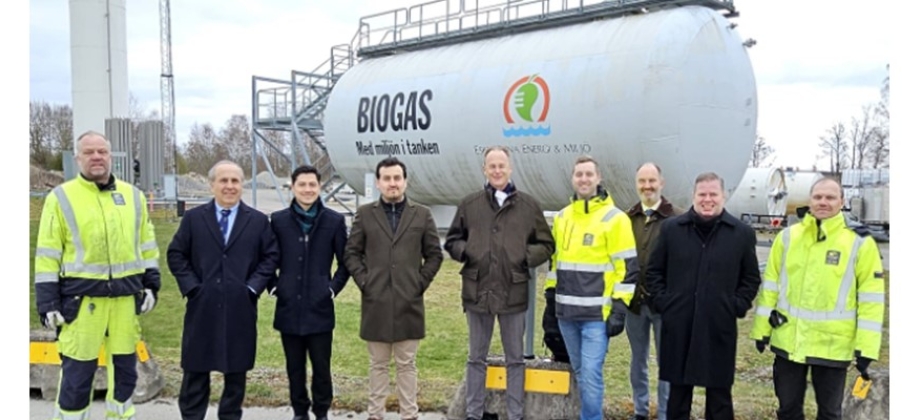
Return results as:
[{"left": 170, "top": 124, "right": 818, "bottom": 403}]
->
[
  {"left": 324, "top": 5, "right": 757, "bottom": 211},
  {"left": 725, "top": 167, "right": 788, "bottom": 216},
  {"left": 783, "top": 171, "right": 825, "bottom": 215}
]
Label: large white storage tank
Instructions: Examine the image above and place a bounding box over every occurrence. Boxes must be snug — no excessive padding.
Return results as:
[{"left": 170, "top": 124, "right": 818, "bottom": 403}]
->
[
  {"left": 324, "top": 5, "right": 757, "bottom": 211},
  {"left": 725, "top": 167, "right": 788, "bottom": 217},
  {"left": 69, "top": 0, "right": 129, "bottom": 142},
  {"left": 782, "top": 170, "right": 825, "bottom": 215}
]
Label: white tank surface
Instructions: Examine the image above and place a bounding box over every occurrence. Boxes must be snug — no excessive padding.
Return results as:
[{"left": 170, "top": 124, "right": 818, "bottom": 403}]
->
[
  {"left": 324, "top": 5, "right": 757, "bottom": 211},
  {"left": 725, "top": 167, "right": 788, "bottom": 217},
  {"left": 69, "top": 0, "right": 130, "bottom": 142},
  {"left": 782, "top": 170, "right": 826, "bottom": 215}
]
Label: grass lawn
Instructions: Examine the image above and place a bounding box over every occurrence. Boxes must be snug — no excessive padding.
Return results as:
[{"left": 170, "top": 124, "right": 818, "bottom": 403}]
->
[{"left": 28, "top": 198, "right": 890, "bottom": 419}]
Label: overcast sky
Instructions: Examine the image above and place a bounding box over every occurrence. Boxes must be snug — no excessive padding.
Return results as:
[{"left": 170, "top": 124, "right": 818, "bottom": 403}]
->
[{"left": 29, "top": 0, "right": 890, "bottom": 170}]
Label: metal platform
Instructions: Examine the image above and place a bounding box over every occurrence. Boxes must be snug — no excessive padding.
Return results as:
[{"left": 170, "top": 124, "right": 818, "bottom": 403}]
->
[{"left": 355, "top": 0, "right": 737, "bottom": 58}]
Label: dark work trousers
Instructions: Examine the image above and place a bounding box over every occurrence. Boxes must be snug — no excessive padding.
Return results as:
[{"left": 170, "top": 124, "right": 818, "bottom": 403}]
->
[
  {"left": 668, "top": 384, "right": 734, "bottom": 420},
  {"left": 58, "top": 354, "right": 137, "bottom": 410},
  {"left": 281, "top": 331, "right": 334, "bottom": 417},
  {"left": 773, "top": 356, "right": 848, "bottom": 420},
  {"left": 179, "top": 370, "right": 247, "bottom": 420}
]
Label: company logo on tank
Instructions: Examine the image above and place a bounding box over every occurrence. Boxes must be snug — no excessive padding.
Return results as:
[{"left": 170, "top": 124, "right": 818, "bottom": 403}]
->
[
  {"left": 502, "top": 74, "right": 551, "bottom": 138},
  {"left": 353, "top": 89, "right": 442, "bottom": 157}
]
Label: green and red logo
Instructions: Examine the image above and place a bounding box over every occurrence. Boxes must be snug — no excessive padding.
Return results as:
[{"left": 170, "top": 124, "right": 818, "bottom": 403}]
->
[{"left": 502, "top": 74, "right": 551, "bottom": 137}]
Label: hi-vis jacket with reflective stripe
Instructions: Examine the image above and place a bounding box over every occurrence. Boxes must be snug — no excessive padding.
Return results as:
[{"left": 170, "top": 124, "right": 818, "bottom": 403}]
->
[
  {"left": 34, "top": 175, "right": 160, "bottom": 316},
  {"left": 750, "top": 211, "right": 885, "bottom": 365},
  {"left": 545, "top": 191, "right": 638, "bottom": 322}
]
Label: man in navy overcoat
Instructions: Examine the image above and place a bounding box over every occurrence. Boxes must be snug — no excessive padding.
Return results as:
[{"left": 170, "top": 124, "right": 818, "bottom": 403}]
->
[{"left": 167, "top": 160, "right": 280, "bottom": 420}]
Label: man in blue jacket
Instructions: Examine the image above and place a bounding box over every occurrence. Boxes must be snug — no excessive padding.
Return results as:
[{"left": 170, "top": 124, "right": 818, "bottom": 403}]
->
[{"left": 269, "top": 165, "right": 350, "bottom": 420}]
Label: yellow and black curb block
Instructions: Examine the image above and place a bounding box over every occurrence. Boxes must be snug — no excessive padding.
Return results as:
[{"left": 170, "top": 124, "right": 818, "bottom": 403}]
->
[{"left": 29, "top": 329, "right": 164, "bottom": 403}]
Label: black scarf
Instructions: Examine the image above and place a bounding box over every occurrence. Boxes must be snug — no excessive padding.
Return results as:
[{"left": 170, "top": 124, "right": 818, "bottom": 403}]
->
[{"left": 689, "top": 206, "right": 722, "bottom": 240}]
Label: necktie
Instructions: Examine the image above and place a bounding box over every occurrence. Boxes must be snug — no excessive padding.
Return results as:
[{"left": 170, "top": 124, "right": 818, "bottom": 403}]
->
[
  {"left": 219, "top": 209, "right": 231, "bottom": 242},
  {"left": 644, "top": 209, "right": 654, "bottom": 223}
]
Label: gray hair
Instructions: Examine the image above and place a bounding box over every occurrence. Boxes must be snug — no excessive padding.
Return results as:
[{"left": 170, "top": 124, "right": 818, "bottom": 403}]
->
[
  {"left": 208, "top": 160, "right": 244, "bottom": 182},
  {"left": 75, "top": 130, "right": 111, "bottom": 152}
]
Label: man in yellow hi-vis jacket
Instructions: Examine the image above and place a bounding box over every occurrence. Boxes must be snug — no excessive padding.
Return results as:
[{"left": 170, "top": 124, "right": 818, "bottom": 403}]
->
[
  {"left": 751, "top": 177, "right": 885, "bottom": 420},
  {"left": 544, "top": 155, "right": 638, "bottom": 420},
  {"left": 34, "top": 131, "right": 161, "bottom": 420}
]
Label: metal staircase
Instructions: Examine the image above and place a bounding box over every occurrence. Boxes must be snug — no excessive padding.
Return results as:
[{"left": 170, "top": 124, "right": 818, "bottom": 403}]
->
[{"left": 250, "top": 39, "right": 358, "bottom": 211}]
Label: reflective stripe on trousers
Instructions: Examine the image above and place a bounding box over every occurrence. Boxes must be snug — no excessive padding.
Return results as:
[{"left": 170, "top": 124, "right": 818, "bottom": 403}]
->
[{"left": 105, "top": 398, "right": 136, "bottom": 420}]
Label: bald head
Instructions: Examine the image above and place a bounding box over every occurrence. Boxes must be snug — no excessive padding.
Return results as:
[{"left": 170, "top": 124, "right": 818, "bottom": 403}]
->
[
  {"left": 809, "top": 177, "right": 844, "bottom": 220},
  {"left": 75, "top": 131, "right": 112, "bottom": 183},
  {"left": 635, "top": 162, "right": 664, "bottom": 207}
]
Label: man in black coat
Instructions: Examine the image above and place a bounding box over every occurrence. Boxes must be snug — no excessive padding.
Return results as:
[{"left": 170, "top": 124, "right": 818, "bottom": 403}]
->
[
  {"left": 645, "top": 172, "right": 761, "bottom": 420},
  {"left": 167, "top": 160, "right": 280, "bottom": 420},
  {"left": 268, "top": 165, "right": 350, "bottom": 420}
]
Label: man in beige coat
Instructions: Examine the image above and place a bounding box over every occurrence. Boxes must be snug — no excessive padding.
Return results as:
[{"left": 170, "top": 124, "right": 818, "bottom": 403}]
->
[{"left": 344, "top": 156, "right": 444, "bottom": 420}]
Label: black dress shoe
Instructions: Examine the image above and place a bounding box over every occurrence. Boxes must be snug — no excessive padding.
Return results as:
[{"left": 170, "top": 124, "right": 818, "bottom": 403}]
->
[
  {"left": 630, "top": 415, "right": 649, "bottom": 420},
  {"left": 483, "top": 412, "right": 499, "bottom": 420}
]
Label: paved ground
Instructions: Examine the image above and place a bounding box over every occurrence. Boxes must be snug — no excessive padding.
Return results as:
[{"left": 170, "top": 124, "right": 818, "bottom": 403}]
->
[{"left": 28, "top": 397, "right": 449, "bottom": 420}]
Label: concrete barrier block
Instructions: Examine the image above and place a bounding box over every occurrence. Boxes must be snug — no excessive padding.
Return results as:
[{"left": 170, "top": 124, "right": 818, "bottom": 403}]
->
[
  {"left": 843, "top": 366, "right": 889, "bottom": 420},
  {"left": 447, "top": 356, "right": 579, "bottom": 420},
  {"left": 29, "top": 329, "right": 164, "bottom": 403}
]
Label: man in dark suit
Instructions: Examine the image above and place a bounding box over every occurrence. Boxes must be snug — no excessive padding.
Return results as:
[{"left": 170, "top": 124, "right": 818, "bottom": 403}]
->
[
  {"left": 645, "top": 172, "right": 761, "bottom": 420},
  {"left": 167, "top": 160, "right": 280, "bottom": 420},
  {"left": 269, "top": 165, "right": 350, "bottom": 420},
  {"left": 344, "top": 156, "right": 443, "bottom": 420}
]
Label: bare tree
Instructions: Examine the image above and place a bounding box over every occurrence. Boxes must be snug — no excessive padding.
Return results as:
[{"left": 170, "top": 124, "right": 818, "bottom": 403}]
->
[
  {"left": 183, "top": 123, "right": 229, "bottom": 176},
  {"left": 849, "top": 104, "right": 876, "bottom": 169},
  {"left": 869, "top": 67, "right": 889, "bottom": 168},
  {"left": 30, "top": 101, "right": 54, "bottom": 168},
  {"left": 30, "top": 101, "right": 75, "bottom": 170},
  {"left": 52, "top": 105, "right": 73, "bottom": 156},
  {"left": 820, "top": 122, "right": 848, "bottom": 174},
  {"left": 749, "top": 135, "right": 775, "bottom": 168},
  {"left": 219, "top": 114, "right": 253, "bottom": 177}
]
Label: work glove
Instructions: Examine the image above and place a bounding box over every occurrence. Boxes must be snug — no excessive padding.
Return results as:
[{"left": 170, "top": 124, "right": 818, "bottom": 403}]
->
[
  {"left": 769, "top": 310, "right": 788, "bottom": 328},
  {"left": 43, "top": 311, "right": 65, "bottom": 329},
  {"left": 140, "top": 289, "right": 156, "bottom": 314},
  {"left": 606, "top": 300, "right": 628, "bottom": 338},
  {"left": 855, "top": 356, "right": 873, "bottom": 380},
  {"left": 755, "top": 339, "right": 768, "bottom": 354}
]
